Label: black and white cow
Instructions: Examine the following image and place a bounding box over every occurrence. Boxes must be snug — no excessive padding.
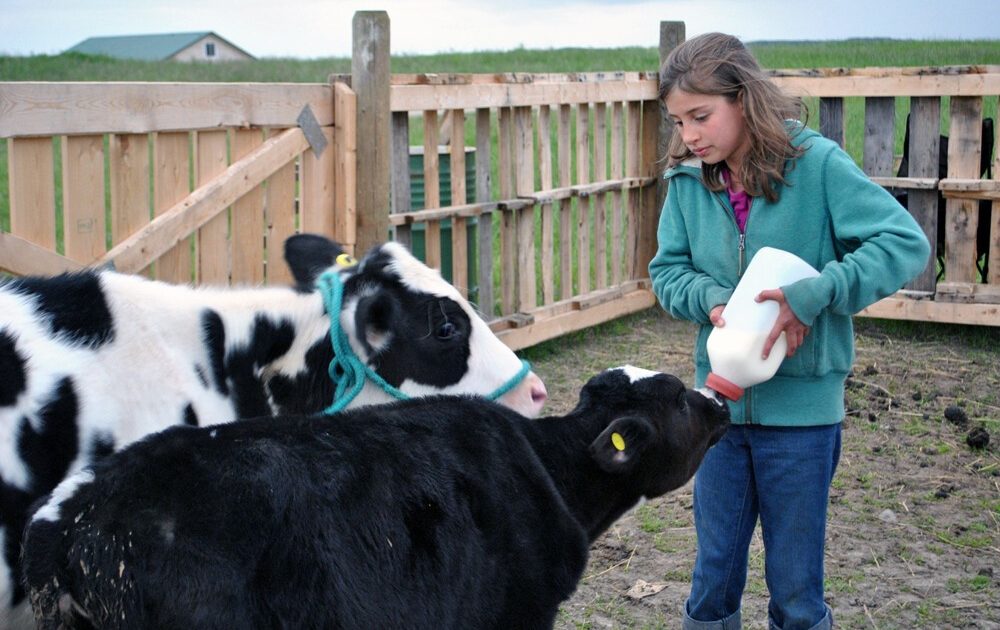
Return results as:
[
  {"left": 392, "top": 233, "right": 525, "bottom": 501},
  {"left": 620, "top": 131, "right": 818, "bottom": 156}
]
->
[
  {"left": 0, "top": 234, "right": 546, "bottom": 629},
  {"left": 23, "top": 366, "right": 728, "bottom": 630}
]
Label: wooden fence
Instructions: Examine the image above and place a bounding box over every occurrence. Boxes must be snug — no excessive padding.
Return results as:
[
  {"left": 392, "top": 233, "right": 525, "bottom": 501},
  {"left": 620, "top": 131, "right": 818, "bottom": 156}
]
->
[
  {"left": 0, "top": 81, "right": 357, "bottom": 284},
  {"left": 767, "top": 66, "right": 1000, "bottom": 326},
  {"left": 1, "top": 15, "right": 998, "bottom": 348}
]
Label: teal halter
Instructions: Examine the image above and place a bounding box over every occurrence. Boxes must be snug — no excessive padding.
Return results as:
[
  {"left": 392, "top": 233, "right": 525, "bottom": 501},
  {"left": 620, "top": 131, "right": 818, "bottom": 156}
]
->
[{"left": 317, "top": 269, "right": 532, "bottom": 415}]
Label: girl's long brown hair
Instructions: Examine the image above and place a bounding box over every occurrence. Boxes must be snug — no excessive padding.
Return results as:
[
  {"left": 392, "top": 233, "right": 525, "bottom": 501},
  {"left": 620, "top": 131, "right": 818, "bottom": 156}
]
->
[{"left": 658, "top": 32, "right": 807, "bottom": 202}]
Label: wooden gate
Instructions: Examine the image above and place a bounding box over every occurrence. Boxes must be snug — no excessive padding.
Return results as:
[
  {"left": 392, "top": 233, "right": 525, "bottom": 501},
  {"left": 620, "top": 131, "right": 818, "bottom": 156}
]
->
[{"left": 0, "top": 81, "right": 357, "bottom": 284}]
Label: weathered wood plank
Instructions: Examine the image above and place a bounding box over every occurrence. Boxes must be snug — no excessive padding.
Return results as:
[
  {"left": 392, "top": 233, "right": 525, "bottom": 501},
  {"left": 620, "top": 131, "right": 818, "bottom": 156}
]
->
[
  {"left": 538, "top": 105, "right": 555, "bottom": 305},
  {"left": 863, "top": 97, "right": 895, "bottom": 177},
  {"left": 772, "top": 73, "right": 1000, "bottom": 98},
  {"left": 333, "top": 82, "right": 357, "bottom": 252},
  {"left": 108, "top": 133, "right": 151, "bottom": 253},
  {"left": 498, "top": 107, "right": 516, "bottom": 315},
  {"left": 231, "top": 129, "right": 265, "bottom": 285},
  {"left": 264, "top": 128, "right": 297, "bottom": 286},
  {"left": 611, "top": 101, "right": 624, "bottom": 286},
  {"left": 0, "top": 232, "right": 83, "bottom": 276},
  {"left": 422, "top": 110, "right": 440, "bottom": 210},
  {"left": 195, "top": 129, "right": 230, "bottom": 285},
  {"left": 8, "top": 137, "right": 57, "bottom": 250},
  {"left": 904, "top": 97, "right": 941, "bottom": 292},
  {"left": 593, "top": 102, "right": 608, "bottom": 289},
  {"left": 515, "top": 106, "right": 536, "bottom": 311},
  {"left": 153, "top": 131, "right": 192, "bottom": 283},
  {"left": 390, "top": 80, "right": 658, "bottom": 112},
  {"left": 301, "top": 127, "right": 337, "bottom": 243},
  {"left": 61, "top": 134, "right": 106, "bottom": 263},
  {"left": 943, "top": 96, "right": 983, "bottom": 283},
  {"left": 0, "top": 82, "right": 333, "bottom": 137},
  {"left": 390, "top": 111, "right": 413, "bottom": 249},
  {"left": 475, "top": 108, "right": 494, "bottom": 316},
  {"left": 819, "top": 98, "right": 845, "bottom": 147},
  {"left": 576, "top": 103, "right": 591, "bottom": 295},
  {"left": 558, "top": 104, "right": 573, "bottom": 300}
]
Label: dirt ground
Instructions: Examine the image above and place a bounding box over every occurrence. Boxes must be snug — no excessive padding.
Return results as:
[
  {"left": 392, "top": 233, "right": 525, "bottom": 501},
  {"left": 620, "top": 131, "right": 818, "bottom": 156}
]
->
[{"left": 519, "top": 308, "right": 1000, "bottom": 629}]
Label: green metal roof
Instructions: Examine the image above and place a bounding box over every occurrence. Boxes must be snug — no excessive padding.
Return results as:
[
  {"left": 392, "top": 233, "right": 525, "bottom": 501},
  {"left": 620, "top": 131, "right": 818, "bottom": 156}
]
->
[{"left": 66, "top": 32, "right": 253, "bottom": 61}]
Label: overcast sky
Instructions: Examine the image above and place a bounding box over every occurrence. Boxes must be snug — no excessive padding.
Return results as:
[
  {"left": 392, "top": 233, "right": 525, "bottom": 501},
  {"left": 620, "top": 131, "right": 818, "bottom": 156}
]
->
[{"left": 2, "top": 0, "right": 997, "bottom": 58}]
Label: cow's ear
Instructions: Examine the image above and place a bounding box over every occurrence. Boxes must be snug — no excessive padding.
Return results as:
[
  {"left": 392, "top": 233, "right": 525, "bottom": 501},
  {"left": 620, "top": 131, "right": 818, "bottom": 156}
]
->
[
  {"left": 284, "top": 234, "right": 346, "bottom": 289},
  {"left": 353, "top": 292, "right": 396, "bottom": 354},
  {"left": 589, "top": 416, "right": 653, "bottom": 474}
]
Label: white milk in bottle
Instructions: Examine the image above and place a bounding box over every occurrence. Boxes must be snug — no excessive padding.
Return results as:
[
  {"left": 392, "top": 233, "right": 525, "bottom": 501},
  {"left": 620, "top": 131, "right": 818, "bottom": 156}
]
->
[{"left": 705, "top": 247, "right": 820, "bottom": 401}]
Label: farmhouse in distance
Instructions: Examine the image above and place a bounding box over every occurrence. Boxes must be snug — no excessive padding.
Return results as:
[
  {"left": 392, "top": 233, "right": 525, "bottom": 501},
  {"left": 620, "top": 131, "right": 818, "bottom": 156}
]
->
[{"left": 67, "top": 31, "right": 254, "bottom": 62}]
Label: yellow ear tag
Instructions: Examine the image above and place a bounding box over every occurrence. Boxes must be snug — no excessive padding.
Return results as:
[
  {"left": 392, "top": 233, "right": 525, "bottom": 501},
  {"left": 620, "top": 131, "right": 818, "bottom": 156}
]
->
[
  {"left": 335, "top": 253, "right": 358, "bottom": 268},
  {"left": 611, "top": 432, "right": 626, "bottom": 452}
]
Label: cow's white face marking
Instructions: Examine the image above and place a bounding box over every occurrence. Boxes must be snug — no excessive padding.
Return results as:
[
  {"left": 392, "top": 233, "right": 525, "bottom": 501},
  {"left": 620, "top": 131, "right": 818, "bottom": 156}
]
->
[
  {"left": 31, "top": 469, "right": 95, "bottom": 523},
  {"left": 618, "top": 365, "right": 660, "bottom": 383}
]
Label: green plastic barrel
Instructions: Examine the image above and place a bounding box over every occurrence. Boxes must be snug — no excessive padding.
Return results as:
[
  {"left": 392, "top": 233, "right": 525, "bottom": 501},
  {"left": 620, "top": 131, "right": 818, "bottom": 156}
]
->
[{"left": 407, "top": 146, "right": 478, "bottom": 296}]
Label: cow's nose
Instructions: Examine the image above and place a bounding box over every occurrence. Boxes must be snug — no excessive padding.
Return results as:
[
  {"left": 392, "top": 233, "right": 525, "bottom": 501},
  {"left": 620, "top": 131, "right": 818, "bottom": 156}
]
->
[{"left": 500, "top": 371, "right": 547, "bottom": 418}]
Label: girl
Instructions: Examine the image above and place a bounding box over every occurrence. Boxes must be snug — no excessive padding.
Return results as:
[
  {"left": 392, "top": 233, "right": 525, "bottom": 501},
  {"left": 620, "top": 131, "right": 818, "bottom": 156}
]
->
[{"left": 648, "top": 33, "right": 930, "bottom": 630}]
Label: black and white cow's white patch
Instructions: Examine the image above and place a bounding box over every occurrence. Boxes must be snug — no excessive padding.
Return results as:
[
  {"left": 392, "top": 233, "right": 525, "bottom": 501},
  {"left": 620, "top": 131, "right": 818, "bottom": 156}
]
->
[
  {"left": 22, "top": 366, "right": 727, "bottom": 630},
  {"left": 0, "top": 234, "right": 546, "bottom": 629}
]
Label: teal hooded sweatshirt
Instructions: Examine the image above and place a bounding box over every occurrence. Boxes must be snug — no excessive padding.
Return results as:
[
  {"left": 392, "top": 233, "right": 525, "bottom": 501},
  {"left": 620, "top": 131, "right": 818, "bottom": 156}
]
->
[{"left": 648, "top": 125, "right": 931, "bottom": 426}]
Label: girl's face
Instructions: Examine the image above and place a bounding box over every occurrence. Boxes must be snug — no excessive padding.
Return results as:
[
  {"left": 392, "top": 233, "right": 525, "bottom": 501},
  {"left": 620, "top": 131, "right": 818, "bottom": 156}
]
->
[{"left": 664, "top": 88, "right": 749, "bottom": 169}]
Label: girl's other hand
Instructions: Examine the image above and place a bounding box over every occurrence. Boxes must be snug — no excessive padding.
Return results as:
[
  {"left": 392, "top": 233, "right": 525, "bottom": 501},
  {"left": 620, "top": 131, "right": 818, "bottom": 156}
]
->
[
  {"left": 756, "top": 288, "right": 809, "bottom": 358},
  {"left": 710, "top": 304, "right": 726, "bottom": 327}
]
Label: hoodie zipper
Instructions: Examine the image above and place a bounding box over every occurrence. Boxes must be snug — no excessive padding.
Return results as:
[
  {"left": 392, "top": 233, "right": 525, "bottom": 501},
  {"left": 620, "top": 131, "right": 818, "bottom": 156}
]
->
[{"left": 714, "top": 189, "right": 754, "bottom": 424}]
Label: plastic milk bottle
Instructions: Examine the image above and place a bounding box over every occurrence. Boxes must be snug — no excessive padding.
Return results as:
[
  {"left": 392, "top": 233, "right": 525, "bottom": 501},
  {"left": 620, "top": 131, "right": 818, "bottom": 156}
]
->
[{"left": 705, "top": 247, "right": 820, "bottom": 401}]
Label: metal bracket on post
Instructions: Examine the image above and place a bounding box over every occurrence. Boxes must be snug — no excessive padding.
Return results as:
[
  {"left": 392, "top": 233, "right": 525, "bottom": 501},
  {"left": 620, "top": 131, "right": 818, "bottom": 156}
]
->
[{"left": 297, "top": 105, "right": 328, "bottom": 157}]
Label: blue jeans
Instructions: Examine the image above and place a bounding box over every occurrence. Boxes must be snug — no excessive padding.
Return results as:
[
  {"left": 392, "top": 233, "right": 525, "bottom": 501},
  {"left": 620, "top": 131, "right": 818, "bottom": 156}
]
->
[{"left": 683, "top": 424, "right": 841, "bottom": 630}]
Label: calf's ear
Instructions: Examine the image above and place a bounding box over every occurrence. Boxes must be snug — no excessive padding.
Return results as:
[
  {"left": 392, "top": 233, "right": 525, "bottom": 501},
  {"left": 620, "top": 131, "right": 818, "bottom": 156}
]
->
[
  {"left": 284, "top": 234, "right": 346, "bottom": 289},
  {"left": 589, "top": 416, "right": 653, "bottom": 474},
  {"left": 353, "top": 292, "right": 397, "bottom": 354}
]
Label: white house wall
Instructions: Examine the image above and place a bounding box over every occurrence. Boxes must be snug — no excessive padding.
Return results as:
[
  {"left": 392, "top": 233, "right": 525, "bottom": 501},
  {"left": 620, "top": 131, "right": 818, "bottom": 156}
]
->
[{"left": 171, "top": 36, "right": 251, "bottom": 62}]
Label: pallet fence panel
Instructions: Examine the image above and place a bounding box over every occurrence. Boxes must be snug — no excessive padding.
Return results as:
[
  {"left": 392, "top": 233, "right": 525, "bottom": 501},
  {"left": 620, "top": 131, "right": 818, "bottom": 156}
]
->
[
  {"left": 576, "top": 103, "right": 591, "bottom": 294},
  {"left": 906, "top": 97, "right": 941, "bottom": 292},
  {"left": 153, "top": 131, "right": 192, "bottom": 283},
  {"left": 537, "top": 105, "right": 555, "bottom": 305},
  {"left": 449, "top": 108, "right": 469, "bottom": 298},
  {"left": 593, "top": 102, "right": 609, "bottom": 289},
  {"left": 231, "top": 128, "right": 266, "bottom": 285},
  {"left": 390, "top": 111, "right": 412, "bottom": 249},
  {"left": 264, "top": 127, "right": 297, "bottom": 286},
  {"left": 557, "top": 104, "right": 573, "bottom": 300},
  {"left": 109, "top": 133, "right": 151, "bottom": 252},
  {"left": 863, "top": 97, "right": 895, "bottom": 177},
  {"left": 61, "top": 134, "right": 106, "bottom": 263},
  {"left": 195, "top": 129, "right": 230, "bottom": 285},
  {"left": 819, "top": 97, "right": 845, "bottom": 148},
  {"left": 943, "top": 96, "right": 984, "bottom": 284},
  {"left": 498, "top": 106, "right": 516, "bottom": 315},
  {"left": 610, "top": 101, "right": 624, "bottom": 286},
  {"left": 475, "top": 107, "right": 494, "bottom": 315},
  {"left": 8, "top": 137, "right": 57, "bottom": 251},
  {"left": 515, "top": 105, "right": 536, "bottom": 311}
]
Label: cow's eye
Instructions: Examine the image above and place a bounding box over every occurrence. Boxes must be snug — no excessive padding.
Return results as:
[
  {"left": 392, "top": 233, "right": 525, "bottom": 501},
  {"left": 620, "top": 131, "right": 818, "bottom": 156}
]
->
[{"left": 437, "top": 321, "right": 458, "bottom": 339}]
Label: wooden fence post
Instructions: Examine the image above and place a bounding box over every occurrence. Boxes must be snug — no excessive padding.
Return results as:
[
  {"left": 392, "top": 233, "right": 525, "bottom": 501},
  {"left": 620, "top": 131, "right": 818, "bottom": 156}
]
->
[
  {"left": 635, "top": 21, "right": 685, "bottom": 280},
  {"left": 352, "top": 10, "right": 391, "bottom": 255},
  {"left": 656, "top": 21, "right": 684, "bottom": 214}
]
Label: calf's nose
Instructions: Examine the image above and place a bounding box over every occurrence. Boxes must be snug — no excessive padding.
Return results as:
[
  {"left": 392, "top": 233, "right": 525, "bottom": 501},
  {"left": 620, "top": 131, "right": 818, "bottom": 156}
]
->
[{"left": 500, "top": 371, "right": 547, "bottom": 417}]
